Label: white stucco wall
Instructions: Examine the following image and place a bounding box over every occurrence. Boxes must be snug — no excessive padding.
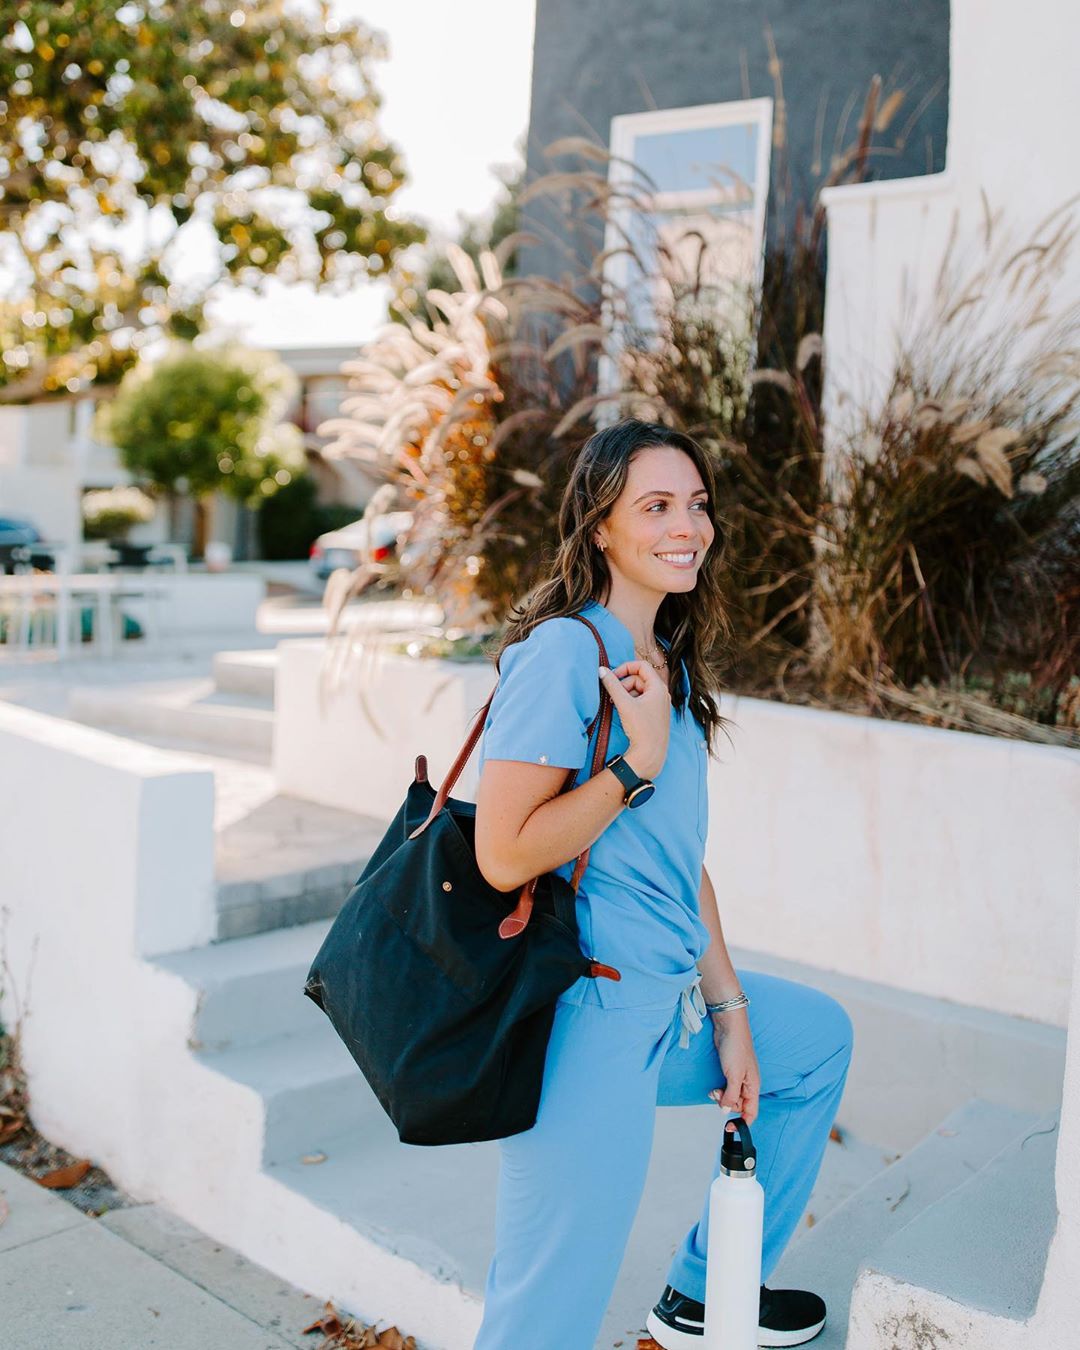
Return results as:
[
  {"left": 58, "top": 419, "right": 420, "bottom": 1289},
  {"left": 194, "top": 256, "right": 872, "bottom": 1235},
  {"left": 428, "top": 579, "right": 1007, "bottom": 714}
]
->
[
  {"left": 820, "top": 0, "right": 1080, "bottom": 440},
  {"left": 0, "top": 706, "right": 215, "bottom": 1177},
  {"left": 706, "top": 693, "right": 1080, "bottom": 1027},
  {"left": 119, "top": 572, "right": 266, "bottom": 634},
  {"left": 274, "top": 637, "right": 497, "bottom": 820}
]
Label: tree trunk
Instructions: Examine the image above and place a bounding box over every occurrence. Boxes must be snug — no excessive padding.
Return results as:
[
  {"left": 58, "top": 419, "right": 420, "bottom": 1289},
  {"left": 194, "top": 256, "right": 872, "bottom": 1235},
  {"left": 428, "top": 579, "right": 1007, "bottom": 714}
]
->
[{"left": 192, "top": 495, "right": 215, "bottom": 560}]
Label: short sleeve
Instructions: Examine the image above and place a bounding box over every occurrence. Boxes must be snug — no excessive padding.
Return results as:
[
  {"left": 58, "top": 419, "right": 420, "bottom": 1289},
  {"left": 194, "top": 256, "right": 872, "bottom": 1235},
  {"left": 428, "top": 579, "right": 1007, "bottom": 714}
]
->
[{"left": 480, "top": 618, "right": 602, "bottom": 770}]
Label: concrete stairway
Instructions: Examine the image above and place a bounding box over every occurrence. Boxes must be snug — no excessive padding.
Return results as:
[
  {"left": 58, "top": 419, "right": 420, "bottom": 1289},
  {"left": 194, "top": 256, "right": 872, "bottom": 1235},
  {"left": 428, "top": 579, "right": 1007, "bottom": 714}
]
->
[
  {"left": 769, "top": 1100, "right": 1057, "bottom": 1348},
  {"left": 844, "top": 1106, "right": 1060, "bottom": 1346},
  {"left": 66, "top": 648, "right": 387, "bottom": 940},
  {"left": 153, "top": 920, "right": 1065, "bottom": 1349},
  {"left": 68, "top": 649, "right": 279, "bottom": 759}
]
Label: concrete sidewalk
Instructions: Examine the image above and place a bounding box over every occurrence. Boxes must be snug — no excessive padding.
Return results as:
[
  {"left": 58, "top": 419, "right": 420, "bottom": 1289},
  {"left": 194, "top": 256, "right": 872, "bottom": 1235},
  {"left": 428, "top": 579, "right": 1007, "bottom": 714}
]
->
[{"left": 0, "top": 1162, "right": 324, "bottom": 1348}]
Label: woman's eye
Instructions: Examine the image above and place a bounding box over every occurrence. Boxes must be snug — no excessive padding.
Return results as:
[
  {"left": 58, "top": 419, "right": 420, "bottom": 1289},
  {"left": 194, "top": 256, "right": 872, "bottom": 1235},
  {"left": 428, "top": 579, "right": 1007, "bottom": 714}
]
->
[{"left": 645, "top": 500, "right": 709, "bottom": 511}]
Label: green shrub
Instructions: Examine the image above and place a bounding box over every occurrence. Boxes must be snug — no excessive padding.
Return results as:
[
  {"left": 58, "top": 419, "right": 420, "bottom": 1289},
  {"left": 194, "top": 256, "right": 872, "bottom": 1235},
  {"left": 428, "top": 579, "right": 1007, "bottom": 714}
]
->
[{"left": 256, "top": 472, "right": 363, "bottom": 560}]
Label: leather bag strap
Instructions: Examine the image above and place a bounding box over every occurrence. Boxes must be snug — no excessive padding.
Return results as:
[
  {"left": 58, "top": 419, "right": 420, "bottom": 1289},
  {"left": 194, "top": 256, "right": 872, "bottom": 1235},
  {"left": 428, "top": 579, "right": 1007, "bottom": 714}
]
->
[{"left": 407, "top": 614, "right": 615, "bottom": 938}]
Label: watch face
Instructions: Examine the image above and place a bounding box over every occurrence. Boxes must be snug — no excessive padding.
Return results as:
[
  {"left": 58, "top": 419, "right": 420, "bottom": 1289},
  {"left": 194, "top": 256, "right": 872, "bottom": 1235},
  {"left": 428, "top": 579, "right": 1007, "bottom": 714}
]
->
[{"left": 626, "top": 781, "right": 656, "bottom": 808}]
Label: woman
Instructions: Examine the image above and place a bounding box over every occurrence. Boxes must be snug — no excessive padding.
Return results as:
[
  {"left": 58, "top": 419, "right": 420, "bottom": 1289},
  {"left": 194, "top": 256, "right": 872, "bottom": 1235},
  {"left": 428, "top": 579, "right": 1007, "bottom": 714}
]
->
[{"left": 472, "top": 419, "right": 853, "bottom": 1349}]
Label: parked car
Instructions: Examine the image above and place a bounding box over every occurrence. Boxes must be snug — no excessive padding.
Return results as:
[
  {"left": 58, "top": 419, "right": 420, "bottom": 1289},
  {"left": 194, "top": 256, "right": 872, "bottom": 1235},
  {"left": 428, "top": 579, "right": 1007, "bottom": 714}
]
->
[
  {"left": 308, "top": 510, "right": 413, "bottom": 583},
  {"left": 0, "top": 515, "right": 55, "bottom": 573}
]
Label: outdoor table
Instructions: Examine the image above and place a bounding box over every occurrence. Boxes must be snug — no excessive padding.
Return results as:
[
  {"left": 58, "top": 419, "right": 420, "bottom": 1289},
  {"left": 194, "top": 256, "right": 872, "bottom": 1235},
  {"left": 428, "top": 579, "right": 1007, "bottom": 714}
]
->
[{"left": 0, "top": 571, "right": 171, "bottom": 658}]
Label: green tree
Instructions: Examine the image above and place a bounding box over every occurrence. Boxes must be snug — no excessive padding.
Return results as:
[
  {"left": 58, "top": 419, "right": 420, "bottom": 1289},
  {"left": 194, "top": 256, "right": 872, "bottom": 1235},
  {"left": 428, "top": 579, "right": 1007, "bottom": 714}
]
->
[
  {"left": 99, "top": 342, "right": 306, "bottom": 556},
  {"left": 0, "top": 0, "right": 425, "bottom": 402}
]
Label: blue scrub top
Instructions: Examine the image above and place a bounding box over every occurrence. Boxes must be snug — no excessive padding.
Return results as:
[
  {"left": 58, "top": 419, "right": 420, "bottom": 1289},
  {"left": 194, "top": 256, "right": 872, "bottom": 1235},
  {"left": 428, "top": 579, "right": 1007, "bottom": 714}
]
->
[{"left": 477, "top": 597, "right": 711, "bottom": 1009}]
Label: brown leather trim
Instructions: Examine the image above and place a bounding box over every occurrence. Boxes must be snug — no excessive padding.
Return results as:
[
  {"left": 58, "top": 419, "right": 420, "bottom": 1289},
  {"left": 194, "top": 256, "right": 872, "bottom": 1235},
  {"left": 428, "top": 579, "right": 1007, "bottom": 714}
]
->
[{"left": 588, "top": 960, "right": 621, "bottom": 981}]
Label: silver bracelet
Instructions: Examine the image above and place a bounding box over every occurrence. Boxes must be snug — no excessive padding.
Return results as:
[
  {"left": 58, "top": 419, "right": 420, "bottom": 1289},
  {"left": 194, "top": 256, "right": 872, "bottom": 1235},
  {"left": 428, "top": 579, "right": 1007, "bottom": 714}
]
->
[{"left": 705, "top": 992, "right": 750, "bottom": 1015}]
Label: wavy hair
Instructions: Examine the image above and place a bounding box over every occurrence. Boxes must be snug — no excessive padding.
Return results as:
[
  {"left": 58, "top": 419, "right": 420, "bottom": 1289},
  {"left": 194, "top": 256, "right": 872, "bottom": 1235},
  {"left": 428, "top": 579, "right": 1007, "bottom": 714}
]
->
[{"left": 491, "top": 418, "right": 735, "bottom": 753}]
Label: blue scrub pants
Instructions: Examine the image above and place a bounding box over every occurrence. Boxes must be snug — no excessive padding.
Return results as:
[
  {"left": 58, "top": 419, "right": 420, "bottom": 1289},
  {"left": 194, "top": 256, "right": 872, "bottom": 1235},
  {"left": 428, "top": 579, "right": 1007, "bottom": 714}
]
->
[{"left": 473, "top": 967, "right": 854, "bottom": 1350}]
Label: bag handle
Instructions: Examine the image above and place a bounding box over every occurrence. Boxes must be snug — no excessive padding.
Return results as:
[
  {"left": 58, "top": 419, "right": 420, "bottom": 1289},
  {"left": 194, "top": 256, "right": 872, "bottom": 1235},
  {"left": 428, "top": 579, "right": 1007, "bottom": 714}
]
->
[{"left": 407, "top": 614, "right": 615, "bottom": 939}]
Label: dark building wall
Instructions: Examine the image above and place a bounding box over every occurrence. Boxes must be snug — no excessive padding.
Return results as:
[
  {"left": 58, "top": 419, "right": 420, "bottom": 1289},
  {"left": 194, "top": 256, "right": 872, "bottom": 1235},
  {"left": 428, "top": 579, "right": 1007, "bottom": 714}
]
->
[{"left": 522, "top": 0, "right": 950, "bottom": 280}]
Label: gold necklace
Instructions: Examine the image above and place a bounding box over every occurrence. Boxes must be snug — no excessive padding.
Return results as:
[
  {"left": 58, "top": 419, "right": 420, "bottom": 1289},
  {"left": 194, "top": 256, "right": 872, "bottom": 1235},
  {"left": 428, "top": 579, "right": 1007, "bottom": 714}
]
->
[{"left": 634, "top": 638, "right": 669, "bottom": 675}]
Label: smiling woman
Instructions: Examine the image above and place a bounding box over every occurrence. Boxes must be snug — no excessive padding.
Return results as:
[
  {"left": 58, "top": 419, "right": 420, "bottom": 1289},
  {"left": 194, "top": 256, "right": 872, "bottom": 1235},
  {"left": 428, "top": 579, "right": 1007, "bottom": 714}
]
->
[{"left": 470, "top": 418, "right": 854, "bottom": 1350}]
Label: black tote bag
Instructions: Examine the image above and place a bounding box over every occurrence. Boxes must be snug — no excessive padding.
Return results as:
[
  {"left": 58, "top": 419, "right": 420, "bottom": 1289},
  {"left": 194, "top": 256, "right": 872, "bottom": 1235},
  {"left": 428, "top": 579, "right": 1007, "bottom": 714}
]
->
[{"left": 302, "top": 613, "right": 623, "bottom": 1146}]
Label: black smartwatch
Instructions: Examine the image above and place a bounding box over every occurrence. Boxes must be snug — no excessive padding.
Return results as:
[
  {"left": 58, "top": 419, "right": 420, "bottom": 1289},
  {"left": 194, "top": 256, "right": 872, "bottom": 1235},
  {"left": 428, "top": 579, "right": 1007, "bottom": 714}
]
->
[{"left": 604, "top": 752, "right": 655, "bottom": 808}]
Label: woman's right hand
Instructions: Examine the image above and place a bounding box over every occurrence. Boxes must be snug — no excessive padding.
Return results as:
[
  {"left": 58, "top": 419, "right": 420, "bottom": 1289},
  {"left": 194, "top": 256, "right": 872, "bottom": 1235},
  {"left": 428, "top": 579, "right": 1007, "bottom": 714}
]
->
[{"left": 599, "top": 659, "right": 670, "bottom": 779}]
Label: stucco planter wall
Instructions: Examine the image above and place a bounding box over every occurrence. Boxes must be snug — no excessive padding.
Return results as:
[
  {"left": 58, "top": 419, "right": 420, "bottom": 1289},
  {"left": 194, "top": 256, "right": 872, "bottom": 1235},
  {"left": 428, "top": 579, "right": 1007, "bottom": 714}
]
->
[
  {"left": 120, "top": 572, "right": 265, "bottom": 634},
  {"left": 707, "top": 694, "right": 1080, "bottom": 1027},
  {"left": 274, "top": 636, "right": 1080, "bottom": 1027},
  {"left": 273, "top": 637, "right": 498, "bottom": 822}
]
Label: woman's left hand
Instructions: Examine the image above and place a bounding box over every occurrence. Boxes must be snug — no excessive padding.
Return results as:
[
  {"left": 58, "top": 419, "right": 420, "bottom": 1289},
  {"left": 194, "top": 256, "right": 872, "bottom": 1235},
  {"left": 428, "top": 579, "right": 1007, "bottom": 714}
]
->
[{"left": 708, "top": 1009, "right": 761, "bottom": 1126}]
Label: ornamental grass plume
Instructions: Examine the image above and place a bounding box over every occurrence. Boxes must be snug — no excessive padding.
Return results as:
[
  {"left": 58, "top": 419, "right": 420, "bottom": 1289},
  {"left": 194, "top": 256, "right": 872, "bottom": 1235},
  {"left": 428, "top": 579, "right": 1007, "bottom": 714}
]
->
[
  {"left": 813, "top": 192, "right": 1080, "bottom": 736},
  {"left": 502, "top": 57, "right": 908, "bottom": 691},
  {"left": 318, "top": 241, "right": 605, "bottom": 639}
]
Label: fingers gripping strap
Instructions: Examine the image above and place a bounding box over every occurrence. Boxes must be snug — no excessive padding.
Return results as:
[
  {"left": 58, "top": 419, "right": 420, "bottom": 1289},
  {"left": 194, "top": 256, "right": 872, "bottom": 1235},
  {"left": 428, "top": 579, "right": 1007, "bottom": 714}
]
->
[{"left": 407, "top": 614, "right": 614, "bottom": 940}]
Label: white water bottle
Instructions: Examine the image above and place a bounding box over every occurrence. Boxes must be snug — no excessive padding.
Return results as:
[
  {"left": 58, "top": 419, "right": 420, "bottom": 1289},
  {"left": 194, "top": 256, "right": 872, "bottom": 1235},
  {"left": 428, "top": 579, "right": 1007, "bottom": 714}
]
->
[{"left": 703, "top": 1115, "right": 764, "bottom": 1349}]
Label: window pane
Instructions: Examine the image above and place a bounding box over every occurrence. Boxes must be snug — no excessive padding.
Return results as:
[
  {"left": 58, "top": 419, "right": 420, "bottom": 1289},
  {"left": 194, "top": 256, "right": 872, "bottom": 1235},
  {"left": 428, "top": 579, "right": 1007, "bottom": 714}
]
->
[
  {"left": 630, "top": 123, "right": 760, "bottom": 201},
  {"left": 624, "top": 203, "right": 757, "bottom": 333}
]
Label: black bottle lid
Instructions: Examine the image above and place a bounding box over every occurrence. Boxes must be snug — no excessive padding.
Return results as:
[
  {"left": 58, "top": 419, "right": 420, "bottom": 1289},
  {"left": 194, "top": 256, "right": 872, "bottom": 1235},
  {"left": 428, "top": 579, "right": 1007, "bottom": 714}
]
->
[{"left": 720, "top": 1116, "right": 758, "bottom": 1176}]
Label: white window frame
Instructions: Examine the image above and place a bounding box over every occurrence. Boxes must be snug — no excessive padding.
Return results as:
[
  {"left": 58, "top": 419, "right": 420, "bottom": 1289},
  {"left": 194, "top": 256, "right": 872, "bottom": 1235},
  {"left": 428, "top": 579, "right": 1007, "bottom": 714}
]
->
[{"left": 598, "top": 97, "right": 774, "bottom": 406}]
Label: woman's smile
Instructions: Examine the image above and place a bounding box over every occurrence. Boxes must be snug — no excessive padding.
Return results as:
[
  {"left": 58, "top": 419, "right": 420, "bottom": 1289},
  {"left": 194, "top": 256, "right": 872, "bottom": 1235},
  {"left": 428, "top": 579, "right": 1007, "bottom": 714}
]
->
[{"left": 655, "top": 549, "right": 699, "bottom": 569}]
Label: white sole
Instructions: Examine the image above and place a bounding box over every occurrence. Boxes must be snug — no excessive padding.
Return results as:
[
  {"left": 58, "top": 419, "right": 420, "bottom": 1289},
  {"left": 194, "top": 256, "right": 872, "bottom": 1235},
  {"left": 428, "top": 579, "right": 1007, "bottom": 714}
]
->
[
  {"left": 645, "top": 1309, "right": 826, "bottom": 1349},
  {"left": 645, "top": 1308, "right": 703, "bottom": 1350},
  {"left": 759, "top": 1315, "right": 827, "bottom": 1346}
]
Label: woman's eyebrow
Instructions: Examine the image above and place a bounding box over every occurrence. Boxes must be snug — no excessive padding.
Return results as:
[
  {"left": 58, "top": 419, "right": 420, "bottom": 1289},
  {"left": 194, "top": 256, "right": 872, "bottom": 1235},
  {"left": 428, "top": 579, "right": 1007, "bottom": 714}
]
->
[{"left": 631, "top": 488, "right": 710, "bottom": 504}]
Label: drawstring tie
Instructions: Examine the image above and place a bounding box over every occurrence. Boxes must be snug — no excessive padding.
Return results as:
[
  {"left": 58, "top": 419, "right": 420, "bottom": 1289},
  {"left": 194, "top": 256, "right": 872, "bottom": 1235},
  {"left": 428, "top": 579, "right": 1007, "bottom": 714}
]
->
[{"left": 678, "top": 972, "right": 707, "bottom": 1049}]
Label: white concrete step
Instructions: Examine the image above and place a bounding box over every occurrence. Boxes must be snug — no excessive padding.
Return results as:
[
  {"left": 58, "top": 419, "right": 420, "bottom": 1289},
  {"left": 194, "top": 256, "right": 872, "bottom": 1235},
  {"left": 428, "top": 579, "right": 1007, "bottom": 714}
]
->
[
  {"left": 215, "top": 791, "right": 383, "bottom": 941},
  {"left": 267, "top": 1129, "right": 502, "bottom": 1292},
  {"left": 768, "top": 1098, "right": 1048, "bottom": 1349},
  {"left": 197, "top": 1026, "right": 383, "bottom": 1167},
  {"left": 848, "top": 1105, "right": 1060, "bottom": 1343},
  {"left": 156, "top": 919, "right": 333, "bottom": 1051},
  {"left": 264, "top": 1096, "right": 888, "bottom": 1347},
  {"left": 150, "top": 926, "right": 1069, "bottom": 1349},
  {"left": 213, "top": 649, "right": 278, "bottom": 701},
  {"left": 215, "top": 855, "right": 363, "bottom": 941},
  {"left": 68, "top": 677, "right": 274, "bottom": 758}
]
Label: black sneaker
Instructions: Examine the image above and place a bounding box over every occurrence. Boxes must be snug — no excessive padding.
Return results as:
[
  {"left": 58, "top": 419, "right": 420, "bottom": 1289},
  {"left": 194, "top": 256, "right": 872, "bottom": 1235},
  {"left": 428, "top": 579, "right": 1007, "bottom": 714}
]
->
[{"left": 645, "top": 1282, "right": 826, "bottom": 1348}]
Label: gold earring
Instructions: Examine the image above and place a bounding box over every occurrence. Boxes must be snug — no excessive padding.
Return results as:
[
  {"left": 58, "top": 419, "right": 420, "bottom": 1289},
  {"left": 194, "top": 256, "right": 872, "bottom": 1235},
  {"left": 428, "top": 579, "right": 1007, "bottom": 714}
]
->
[{"left": 596, "top": 539, "right": 606, "bottom": 552}]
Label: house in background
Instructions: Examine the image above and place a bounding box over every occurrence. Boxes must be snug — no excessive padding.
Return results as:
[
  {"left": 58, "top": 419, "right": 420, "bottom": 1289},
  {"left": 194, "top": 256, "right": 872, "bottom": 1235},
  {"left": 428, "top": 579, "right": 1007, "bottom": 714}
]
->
[
  {"left": 0, "top": 343, "right": 379, "bottom": 566},
  {"left": 520, "top": 0, "right": 950, "bottom": 318}
]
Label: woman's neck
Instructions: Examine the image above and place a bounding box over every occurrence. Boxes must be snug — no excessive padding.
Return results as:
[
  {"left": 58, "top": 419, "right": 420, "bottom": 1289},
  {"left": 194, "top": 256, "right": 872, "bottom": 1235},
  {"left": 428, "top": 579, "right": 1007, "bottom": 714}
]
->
[{"left": 598, "top": 579, "right": 663, "bottom": 652}]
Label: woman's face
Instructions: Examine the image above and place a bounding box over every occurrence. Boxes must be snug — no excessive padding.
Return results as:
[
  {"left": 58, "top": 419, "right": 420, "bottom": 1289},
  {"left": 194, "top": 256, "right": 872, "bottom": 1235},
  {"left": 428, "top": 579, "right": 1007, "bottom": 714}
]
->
[{"left": 596, "top": 444, "right": 715, "bottom": 597}]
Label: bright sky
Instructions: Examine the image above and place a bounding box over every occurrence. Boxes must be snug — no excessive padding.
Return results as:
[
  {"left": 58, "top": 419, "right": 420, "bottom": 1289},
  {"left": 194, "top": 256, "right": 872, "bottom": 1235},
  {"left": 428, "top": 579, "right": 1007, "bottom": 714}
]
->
[{"left": 207, "top": 0, "right": 537, "bottom": 349}]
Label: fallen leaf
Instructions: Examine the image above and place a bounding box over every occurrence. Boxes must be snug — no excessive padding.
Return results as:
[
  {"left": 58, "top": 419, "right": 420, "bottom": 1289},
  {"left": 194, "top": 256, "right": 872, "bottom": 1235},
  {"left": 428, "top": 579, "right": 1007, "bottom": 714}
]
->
[
  {"left": 36, "top": 1159, "right": 91, "bottom": 1189},
  {"left": 301, "top": 1152, "right": 328, "bottom": 1165},
  {"left": 302, "top": 1301, "right": 344, "bottom": 1335},
  {"left": 828, "top": 1124, "right": 845, "bottom": 1145},
  {"left": 806, "top": 1212, "right": 816, "bottom": 1227},
  {"left": 376, "top": 1329, "right": 413, "bottom": 1349},
  {"left": 0, "top": 1116, "right": 26, "bottom": 1146}
]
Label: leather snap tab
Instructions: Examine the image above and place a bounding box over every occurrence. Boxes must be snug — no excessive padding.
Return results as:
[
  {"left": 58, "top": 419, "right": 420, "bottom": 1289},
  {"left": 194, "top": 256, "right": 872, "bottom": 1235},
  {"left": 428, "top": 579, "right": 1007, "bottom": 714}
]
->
[{"left": 588, "top": 960, "right": 621, "bottom": 981}]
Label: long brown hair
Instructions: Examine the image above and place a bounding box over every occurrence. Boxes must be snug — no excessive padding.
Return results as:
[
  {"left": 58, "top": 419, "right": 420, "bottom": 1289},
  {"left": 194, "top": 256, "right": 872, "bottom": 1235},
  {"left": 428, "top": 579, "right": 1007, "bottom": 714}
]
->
[{"left": 491, "top": 418, "right": 735, "bottom": 754}]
